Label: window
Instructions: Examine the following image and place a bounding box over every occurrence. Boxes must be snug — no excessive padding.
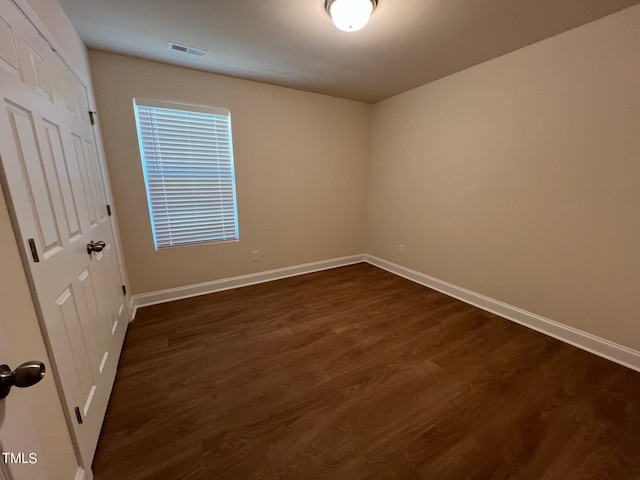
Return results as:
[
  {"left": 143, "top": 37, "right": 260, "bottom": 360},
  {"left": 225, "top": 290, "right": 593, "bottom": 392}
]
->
[{"left": 133, "top": 99, "right": 239, "bottom": 249}]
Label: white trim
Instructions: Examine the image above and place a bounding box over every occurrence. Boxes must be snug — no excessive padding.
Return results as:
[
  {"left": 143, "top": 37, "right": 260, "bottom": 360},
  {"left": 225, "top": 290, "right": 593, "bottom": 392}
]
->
[
  {"left": 134, "top": 98, "right": 230, "bottom": 117},
  {"left": 128, "top": 295, "right": 136, "bottom": 322},
  {"left": 365, "top": 255, "right": 640, "bottom": 373},
  {"left": 74, "top": 467, "right": 86, "bottom": 480},
  {"left": 129, "top": 252, "right": 640, "bottom": 373},
  {"left": 130, "top": 255, "right": 366, "bottom": 312}
]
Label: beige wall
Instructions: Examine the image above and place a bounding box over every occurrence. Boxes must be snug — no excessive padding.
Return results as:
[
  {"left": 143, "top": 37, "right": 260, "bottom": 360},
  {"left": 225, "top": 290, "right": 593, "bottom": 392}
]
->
[
  {"left": 367, "top": 6, "right": 640, "bottom": 350},
  {"left": 90, "top": 7, "right": 639, "bottom": 351},
  {"left": 89, "top": 50, "right": 370, "bottom": 294},
  {"left": 1, "top": 1, "right": 634, "bottom": 478}
]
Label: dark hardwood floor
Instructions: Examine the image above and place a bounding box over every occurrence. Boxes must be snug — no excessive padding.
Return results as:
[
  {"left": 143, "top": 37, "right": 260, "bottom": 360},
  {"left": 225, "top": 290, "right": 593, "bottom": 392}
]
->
[{"left": 92, "top": 263, "right": 640, "bottom": 479}]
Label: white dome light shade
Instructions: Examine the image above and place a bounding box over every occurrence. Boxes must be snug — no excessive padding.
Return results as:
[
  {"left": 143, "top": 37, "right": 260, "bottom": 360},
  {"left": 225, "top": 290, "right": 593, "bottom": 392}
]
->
[{"left": 326, "top": 0, "right": 377, "bottom": 32}]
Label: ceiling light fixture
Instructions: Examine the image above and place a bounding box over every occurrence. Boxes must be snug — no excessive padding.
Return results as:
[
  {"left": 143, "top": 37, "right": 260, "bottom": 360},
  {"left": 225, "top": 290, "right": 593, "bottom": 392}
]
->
[{"left": 325, "top": 0, "right": 378, "bottom": 32}]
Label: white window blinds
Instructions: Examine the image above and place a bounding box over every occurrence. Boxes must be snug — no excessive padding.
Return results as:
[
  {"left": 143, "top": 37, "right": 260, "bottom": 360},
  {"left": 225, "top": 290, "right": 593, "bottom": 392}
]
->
[{"left": 133, "top": 99, "right": 239, "bottom": 249}]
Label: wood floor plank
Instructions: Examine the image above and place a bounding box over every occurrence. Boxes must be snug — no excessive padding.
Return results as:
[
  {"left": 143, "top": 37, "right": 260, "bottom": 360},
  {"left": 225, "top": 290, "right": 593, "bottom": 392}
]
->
[{"left": 93, "top": 263, "right": 640, "bottom": 479}]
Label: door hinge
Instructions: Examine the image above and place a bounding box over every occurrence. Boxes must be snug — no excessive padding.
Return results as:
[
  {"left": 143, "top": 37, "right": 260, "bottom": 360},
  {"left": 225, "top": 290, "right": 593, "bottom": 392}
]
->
[
  {"left": 28, "top": 238, "right": 40, "bottom": 263},
  {"left": 89, "top": 111, "right": 97, "bottom": 125},
  {"left": 122, "top": 285, "right": 127, "bottom": 296},
  {"left": 106, "top": 204, "right": 112, "bottom": 216},
  {"left": 74, "top": 406, "right": 83, "bottom": 424}
]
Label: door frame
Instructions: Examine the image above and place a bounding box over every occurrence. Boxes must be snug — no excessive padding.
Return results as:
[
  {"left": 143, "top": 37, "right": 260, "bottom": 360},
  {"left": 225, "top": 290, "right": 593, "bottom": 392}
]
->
[
  {"left": 6, "top": 0, "right": 132, "bottom": 313},
  {"left": 1, "top": 0, "right": 131, "bottom": 474},
  {"left": 10, "top": 0, "right": 132, "bottom": 317}
]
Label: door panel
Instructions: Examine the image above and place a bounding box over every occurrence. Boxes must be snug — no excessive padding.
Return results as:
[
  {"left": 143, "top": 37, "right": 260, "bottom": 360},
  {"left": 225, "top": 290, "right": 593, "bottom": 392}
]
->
[
  {"left": 55, "top": 286, "right": 96, "bottom": 404},
  {"left": 84, "top": 139, "right": 107, "bottom": 224},
  {"left": 72, "top": 133, "right": 98, "bottom": 228},
  {"left": 42, "top": 119, "right": 82, "bottom": 240},
  {"left": 78, "top": 267, "right": 109, "bottom": 354},
  {"left": 60, "top": 77, "right": 77, "bottom": 118},
  {"left": 0, "top": 13, "right": 20, "bottom": 79},
  {"left": 4, "top": 102, "right": 63, "bottom": 253},
  {"left": 0, "top": 0, "right": 128, "bottom": 472},
  {"left": 93, "top": 243, "right": 121, "bottom": 336},
  {"left": 24, "top": 43, "right": 52, "bottom": 102}
]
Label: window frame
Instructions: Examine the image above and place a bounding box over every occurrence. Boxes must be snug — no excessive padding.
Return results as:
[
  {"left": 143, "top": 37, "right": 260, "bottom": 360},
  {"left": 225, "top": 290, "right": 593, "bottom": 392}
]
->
[{"left": 133, "top": 98, "right": 240, "bottom": 250}]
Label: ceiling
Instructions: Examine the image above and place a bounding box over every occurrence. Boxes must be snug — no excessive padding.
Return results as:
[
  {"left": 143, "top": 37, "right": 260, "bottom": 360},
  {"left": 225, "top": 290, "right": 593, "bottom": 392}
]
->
[{"left": 57, "top": 0, "right": 640, "bottom": 103}]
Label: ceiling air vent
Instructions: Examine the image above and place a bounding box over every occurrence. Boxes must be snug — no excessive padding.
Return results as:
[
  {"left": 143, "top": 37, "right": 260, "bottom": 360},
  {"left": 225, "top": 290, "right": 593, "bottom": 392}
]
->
[{"left": 168, "top": 42, "right": 206, "bottom": 57}]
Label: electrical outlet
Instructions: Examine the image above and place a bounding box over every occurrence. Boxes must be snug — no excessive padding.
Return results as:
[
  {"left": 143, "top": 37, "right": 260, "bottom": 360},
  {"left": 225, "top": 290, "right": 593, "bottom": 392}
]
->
[
  {"left": 252, "top": 250, "right": 260, "bottom": 261},
  {"left": 398, "top": 244, "right": 405, "bottom": 255}
]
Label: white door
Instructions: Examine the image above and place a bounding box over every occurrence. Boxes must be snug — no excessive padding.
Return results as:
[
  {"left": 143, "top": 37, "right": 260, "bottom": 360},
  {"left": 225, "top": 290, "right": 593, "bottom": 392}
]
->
[
  {"left": 0, "top": 249, "right": 84, "bottom": 480},
  {"left": 0, "top": 0, "right": 128, "bottom": 470}
]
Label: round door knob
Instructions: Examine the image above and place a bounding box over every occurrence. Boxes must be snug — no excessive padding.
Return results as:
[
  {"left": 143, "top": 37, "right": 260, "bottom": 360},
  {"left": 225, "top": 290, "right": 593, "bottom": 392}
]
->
[
  {"left": 0, "top": 361, "right": 46, "bottom": 399},
  {"left": 86, "top": 240, "right": 106, "bottom": 255}
]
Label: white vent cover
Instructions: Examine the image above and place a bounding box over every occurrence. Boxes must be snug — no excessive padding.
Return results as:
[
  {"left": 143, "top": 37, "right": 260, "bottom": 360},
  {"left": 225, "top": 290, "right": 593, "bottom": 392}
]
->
[{"left": 167, "top": 42, "right": 206, "bottom": 57}]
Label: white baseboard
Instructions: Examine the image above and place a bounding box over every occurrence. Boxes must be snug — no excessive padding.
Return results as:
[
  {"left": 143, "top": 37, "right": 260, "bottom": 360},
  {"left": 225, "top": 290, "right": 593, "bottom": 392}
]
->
[
  {"left": 128, "top": 252, "right": 640, "bottom": 373},
  {"left": 130, "top": 254, "right": 366, "bottom": 315},
  {"left": 365, "top": 254, "right": 640, "bottom": 373},
  {"left": 74, "top": 467, "right": 87, "bottom": 480},
  {"left": 128, "top": 295, "right": 136, "bottom": 321}
]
